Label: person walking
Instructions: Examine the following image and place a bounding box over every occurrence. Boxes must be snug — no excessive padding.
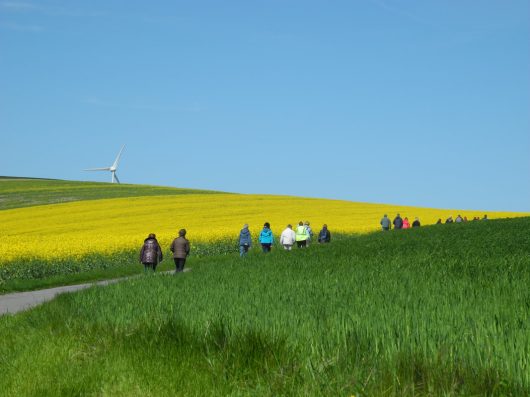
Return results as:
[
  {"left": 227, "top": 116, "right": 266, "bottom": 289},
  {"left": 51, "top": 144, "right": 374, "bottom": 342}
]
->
[
  {"left": 170, "top": 229, "right": 190, "bottom": 273},
  {"left": 412, "top": 217, "right": 421, "bottom": 227},
  {"left": 380, "top": 214, "right": 391, "bottom": 231},
  {"left": 436, "top": 218, "right": 442, "bottom": 224},
  {"left": 259, "top": 222, "right": 274, "bottom": 253},
  {"left": 304, "top": 221, "right": 313, "bottom": 246},
  {"left": 317, "top": 224, "right": 331, "bottom": 243},
  {"left": 455, "top": 214, "right": 463, "bottom": 223},
  {"left": 393, "top": 214, "right": 403, "bottom": 230},
  {"left": 238, "top": 224, "right": 252, "bottom": 257},
  {"left": 445, "top": 216, "right": 454, "bottom": 224},
  {"left": 482, "top": 214, "right": 488, "bottom": 220},
  {"left": 402, "top": 217, "right": 411, "bottom": 229},
  {"left": 280, "top": 224, "right": 296, "bottom": 250},
  {"left": 295, "top": 221, "right": 309, "bottom": 248},
  {"left": 139, "top": 233, "right": 163, "bottom": 273}
]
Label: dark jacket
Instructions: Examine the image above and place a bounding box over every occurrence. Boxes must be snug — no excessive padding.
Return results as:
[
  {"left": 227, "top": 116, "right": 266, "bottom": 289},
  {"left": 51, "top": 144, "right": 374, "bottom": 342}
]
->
[
  {"left": 170, "top": 236, "right": 190, "bottom": 259},
  {"left": 412, "top": 220, "right": 421, "bottom": 227},
  {"left": 318, "top": 228, "right": 331, "bottom": 243},
  {"left": 239, "top": 227, "right": 252, "bottom": 247},
  {"left": 393, "top": 216, "right": 403, "bottom": 229},
  {"left": 140, "top": 238, "right": 163, "bottom": 264}
]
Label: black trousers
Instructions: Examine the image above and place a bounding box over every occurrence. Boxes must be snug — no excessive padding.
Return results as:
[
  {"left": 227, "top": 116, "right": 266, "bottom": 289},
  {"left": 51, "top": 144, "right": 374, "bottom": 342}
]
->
[
  {"left": 174, "top": 258, "right": 186, "bottom": 272},
  {"left": 296, "top": 240, "right": 307, "bottom": 248},
  {"left": 261, "top": 243, "right": 272, "bottom": 253},
  {"left": 143, "top": 263, "right": 157, "bottom": 272}
]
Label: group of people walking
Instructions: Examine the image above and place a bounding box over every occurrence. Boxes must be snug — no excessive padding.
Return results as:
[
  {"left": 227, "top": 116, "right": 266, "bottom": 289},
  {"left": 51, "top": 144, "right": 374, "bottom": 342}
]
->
[
  {"left": 139, "top": 229, "right": 190, "bottom": 273},
  {"left": 239, "top": 222, "right": 331, "bottom": 256},
  {"left": 436, "top": 214, "right": 488, "bottom": 224},
  {"left": 140, "top": 212, "right": 491, "bottom": 271},
  {"left": 380, "top": 214, "right": 421, "bottom": 230},
  {"left": 380, "top": 213, "right": 489, "bottom": 231},
  {"left": 139, "top": 221, "right": 332, "bottom": 271}
]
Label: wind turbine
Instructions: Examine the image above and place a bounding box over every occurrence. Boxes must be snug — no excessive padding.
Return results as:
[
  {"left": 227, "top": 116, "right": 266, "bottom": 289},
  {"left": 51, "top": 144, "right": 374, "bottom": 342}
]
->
[{"left": 84, "top": 145, "right": 125, "bottom": 183}]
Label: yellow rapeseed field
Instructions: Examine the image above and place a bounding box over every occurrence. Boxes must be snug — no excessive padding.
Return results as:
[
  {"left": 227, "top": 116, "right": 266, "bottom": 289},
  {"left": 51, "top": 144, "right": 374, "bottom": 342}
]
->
[{"left": 0, "top": 193, "right": 525, "bottom": 263}]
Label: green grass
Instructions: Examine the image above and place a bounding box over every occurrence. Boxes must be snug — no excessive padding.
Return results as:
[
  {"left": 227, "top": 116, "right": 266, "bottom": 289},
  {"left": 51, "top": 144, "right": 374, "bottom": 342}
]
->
[
  {"left": 0, "top": 178, "right": 223, "bottom": 210},
  {"left": 0, "top": 218, "right": 528, "bottom": 396}
]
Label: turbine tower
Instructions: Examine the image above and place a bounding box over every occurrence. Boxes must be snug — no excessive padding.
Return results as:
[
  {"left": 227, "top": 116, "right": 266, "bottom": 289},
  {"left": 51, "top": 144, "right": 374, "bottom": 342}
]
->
[{"left": 84, "top": 145, "right": 125, "bottom": 183}]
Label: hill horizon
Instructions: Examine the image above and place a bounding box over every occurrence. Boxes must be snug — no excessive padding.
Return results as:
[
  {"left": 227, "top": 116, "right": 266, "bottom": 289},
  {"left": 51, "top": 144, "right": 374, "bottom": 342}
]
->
[{"left": 1, "top": 176, "right": 528, "bottom": 214}]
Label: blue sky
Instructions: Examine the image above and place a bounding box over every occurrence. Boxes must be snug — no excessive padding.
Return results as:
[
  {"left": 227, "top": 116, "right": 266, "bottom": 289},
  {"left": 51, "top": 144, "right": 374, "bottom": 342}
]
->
[{"left": 1, "top": 1, "right": 528, "bottom": 211}]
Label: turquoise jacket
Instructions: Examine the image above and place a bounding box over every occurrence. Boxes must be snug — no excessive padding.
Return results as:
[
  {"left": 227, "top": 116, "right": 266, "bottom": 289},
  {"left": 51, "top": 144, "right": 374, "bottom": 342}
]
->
[{"left": 259, "top": 228, "right": 274, "bottom": 244}]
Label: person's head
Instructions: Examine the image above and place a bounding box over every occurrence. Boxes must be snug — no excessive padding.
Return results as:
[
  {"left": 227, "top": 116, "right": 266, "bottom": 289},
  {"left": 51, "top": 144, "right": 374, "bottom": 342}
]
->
[
  {"left": 299, "top": 221, "right": 303, "bottom": 226},
  {"left": 483, "top": 214, "right": 488, "bottom": 218},
  {"left": 404, "top": 217, "right": 408, "bottom": 221},
  {"left": 179, "top": 229, "right": 186, "bottom": 237},
  {"left": 415, "top": 217, "right": 419, "bottom": 221},
  {"left": 264, "top": 222, "right": 270, "bottom": 229},
  {"left": 384, "top": 214, "right": 387, "bottom": 217},
  {"left": 397, "top": 213, "right": 400, "bottom": 217},
  {"left": 457, "top": 214, "right": 461, "bottom": 217},
  {"left": 287, "top": 224, "right": 292, "bottom": 229},
  {"left": 148, "top": 233, "right": 156, "bottom": 239},
  {"left": 322, "top": 224, "right": 327, "bottom": 229},
  {"left": 243, "top": 224, "right": 248, "bottom": 229},
  {"left": 304, "top": 221, "right": 310, "bottom": 226}
]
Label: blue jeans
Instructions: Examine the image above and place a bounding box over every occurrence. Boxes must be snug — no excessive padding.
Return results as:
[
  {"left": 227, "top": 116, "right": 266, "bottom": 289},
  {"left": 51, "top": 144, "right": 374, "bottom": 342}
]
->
[{"left": 239, "top": 244, "right": 249, "bottom": 257}]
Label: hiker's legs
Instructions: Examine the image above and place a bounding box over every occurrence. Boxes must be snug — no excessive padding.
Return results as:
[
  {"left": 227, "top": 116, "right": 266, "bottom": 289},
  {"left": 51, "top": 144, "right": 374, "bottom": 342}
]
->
[
  {"left": 178, "top": 258, "right": 186, "bottom": 272},
  {"left": 144, "top": 263, "right": 155, "bottom": 273},
  {"left": 174, "top": 258, "right": 186, "bottom": 272},
  {"left": 239, "top": 245, "right": 249, "bottom": 257}
]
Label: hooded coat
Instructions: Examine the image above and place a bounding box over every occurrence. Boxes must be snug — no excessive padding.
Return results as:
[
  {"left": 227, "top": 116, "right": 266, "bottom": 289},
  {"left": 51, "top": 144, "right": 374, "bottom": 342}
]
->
[
  {"left": 140, "top": 237, "right": 163, "bottom": 264},
  {"left": 239, "top": 227, "right": 252, "bottom": 247},
  {"left": 259, "top": 227, "right": 274, "bottom": 244}
]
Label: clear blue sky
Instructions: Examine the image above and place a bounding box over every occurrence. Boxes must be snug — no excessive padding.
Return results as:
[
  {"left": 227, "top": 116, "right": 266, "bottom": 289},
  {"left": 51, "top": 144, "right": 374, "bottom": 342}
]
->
[{"left": 1, "top": 1, "right": 528, "bottom": 211}]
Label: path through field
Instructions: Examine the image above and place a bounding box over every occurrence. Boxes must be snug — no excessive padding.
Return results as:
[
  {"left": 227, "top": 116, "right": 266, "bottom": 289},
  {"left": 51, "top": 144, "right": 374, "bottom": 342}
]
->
[{"left": 0, "top": 269, "right": 190, "bottom": 315}]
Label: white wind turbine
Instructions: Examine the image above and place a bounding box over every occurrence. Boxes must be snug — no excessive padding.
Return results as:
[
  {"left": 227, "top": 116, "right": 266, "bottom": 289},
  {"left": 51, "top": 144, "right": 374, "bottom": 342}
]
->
[{"left": 84, "top": 145, "right": 125, "bottom": 183}]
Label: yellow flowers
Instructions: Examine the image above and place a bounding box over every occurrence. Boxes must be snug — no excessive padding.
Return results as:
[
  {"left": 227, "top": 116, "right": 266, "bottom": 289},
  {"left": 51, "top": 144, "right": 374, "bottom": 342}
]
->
[{"left": 0, "top": 193, "right": 525, "bottom": 263}]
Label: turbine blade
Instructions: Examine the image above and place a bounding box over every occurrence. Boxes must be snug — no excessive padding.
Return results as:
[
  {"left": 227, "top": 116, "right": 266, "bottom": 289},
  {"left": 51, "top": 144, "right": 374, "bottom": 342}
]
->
[
  {"left": 84, "top": 167, "right": 111, "bottom": 171},
  {"left": 112, "top": 145, "right": 125, "bottom": 170}
]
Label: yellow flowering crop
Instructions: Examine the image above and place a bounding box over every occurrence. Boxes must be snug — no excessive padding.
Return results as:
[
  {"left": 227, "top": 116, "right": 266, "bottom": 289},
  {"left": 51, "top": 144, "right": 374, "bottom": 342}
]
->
[{"left": 0, "top": 193, "right": 525, "bottom": 263}]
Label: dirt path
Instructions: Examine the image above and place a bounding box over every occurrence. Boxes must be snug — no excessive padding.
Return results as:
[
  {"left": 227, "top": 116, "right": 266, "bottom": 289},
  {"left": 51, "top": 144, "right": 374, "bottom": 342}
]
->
[{"left": 0, "top": 269, "right": 190, "bottom": 315}]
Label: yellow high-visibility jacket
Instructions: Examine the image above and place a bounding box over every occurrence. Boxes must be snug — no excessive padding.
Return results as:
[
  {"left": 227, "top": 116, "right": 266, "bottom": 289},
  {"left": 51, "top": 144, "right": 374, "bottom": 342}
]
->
[{"left": 295, "top": 225, "right": 308, "bottom": 241}]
